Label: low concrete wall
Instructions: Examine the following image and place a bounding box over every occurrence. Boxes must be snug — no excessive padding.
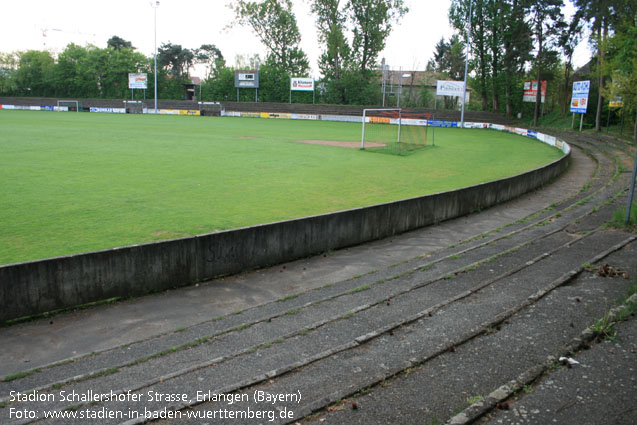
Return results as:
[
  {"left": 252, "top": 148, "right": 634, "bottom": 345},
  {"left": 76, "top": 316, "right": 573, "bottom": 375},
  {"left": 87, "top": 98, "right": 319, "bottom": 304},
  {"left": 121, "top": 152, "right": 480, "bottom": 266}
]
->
[{"left": 0, "top": 151, "right": 570, "bottom": 323}]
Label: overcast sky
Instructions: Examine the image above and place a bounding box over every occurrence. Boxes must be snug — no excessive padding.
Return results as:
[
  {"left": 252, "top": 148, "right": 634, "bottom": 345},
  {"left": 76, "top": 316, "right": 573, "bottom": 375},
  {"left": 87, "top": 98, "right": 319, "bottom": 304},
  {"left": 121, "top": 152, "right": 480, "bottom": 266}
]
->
[{"left": 1, "top": 0, "right": 591, "bottom": 78}]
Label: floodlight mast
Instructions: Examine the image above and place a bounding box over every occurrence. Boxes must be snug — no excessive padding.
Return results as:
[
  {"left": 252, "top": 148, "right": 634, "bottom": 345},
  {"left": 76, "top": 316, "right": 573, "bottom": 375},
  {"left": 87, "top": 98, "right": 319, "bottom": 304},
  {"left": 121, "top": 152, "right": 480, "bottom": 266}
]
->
[
  {"left": 152, "top": 1, "right": 160, "bottom": 114},
  {"left": 460, "top": 0, "right": 472, "bottom": 129}
]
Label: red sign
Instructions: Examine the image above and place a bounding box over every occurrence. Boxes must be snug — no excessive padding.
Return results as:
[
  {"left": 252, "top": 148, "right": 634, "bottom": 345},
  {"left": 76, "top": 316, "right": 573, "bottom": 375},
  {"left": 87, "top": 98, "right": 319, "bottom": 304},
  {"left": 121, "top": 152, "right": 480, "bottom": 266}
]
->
[{"left": 523, "top": 80, "right": 547, "bottom": 103}]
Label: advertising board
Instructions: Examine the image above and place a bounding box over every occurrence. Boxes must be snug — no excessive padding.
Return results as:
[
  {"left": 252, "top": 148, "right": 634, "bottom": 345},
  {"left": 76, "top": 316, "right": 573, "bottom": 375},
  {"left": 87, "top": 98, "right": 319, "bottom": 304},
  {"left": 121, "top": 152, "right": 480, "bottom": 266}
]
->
[
  {"left": 570, "top": 80, "right": 590, "bottom": 113},
  {"left": 522, "top": 80, "right": 547, "bottom": 103},
  {"left": 290, "top": 78, "right": 314, "bottom": 91},
  {"left": 128, "top": 73, "right": 148, "bottom": 89}
]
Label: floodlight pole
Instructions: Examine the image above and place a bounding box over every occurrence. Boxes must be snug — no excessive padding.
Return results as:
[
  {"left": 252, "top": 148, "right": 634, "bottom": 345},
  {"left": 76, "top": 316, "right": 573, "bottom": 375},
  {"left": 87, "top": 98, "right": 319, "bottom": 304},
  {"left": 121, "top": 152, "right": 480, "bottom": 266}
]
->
[
  {"left": 152, "top": 1, "right": 160, "bottom": 114},
  {"left": 460, "top": 0, "right": 472, "bottom": 129},
  {"left": 626, "top": 148, "right": 637, "bottom": 224}
]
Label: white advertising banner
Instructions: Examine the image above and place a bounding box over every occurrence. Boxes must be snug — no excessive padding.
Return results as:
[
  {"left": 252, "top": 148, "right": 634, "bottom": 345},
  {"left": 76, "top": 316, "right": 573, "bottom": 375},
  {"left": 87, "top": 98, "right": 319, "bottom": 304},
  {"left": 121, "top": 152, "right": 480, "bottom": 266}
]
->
[
  {"left": 290, "top": 77, "right": 314, "bottom": 91},
  {"left": 436, "top": 80, "right": 465, "bottom": 98},
  {"left": 570, "top": 80, "right": 590, "bottom": 114},
  {"left": 128, "top": 73, "right": 148, "bottom": 89}
]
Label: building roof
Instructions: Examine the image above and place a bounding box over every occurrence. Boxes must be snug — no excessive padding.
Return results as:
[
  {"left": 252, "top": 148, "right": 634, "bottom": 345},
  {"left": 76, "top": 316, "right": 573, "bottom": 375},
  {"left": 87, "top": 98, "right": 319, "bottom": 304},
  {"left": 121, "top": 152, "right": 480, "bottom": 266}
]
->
[{"left": 382, "top": 70, "right": 440, "bottom": 87}]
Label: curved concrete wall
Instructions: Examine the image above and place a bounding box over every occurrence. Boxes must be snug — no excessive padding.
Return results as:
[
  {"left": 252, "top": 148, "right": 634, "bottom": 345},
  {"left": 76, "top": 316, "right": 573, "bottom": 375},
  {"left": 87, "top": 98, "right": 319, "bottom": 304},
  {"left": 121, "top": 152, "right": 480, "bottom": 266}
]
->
[{"left": 0, "top": 122, "right": 570, "bottom": 322}]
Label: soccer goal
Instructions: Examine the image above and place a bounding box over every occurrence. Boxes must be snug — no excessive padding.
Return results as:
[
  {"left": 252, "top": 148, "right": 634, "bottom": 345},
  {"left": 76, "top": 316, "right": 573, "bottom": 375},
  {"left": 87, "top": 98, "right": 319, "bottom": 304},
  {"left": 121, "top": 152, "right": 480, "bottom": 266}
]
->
[
  {"left": 199, "top": 101, "right": 223, "bottom": 117},
  {"left": 124, "top": 100, "right": 146, "bottom": 114},
  {"left": 57, "top": 100, "right": 80, "bottom": 112},
  {"left": 361, "top": 108, "right": 428, "bottom": 155}
]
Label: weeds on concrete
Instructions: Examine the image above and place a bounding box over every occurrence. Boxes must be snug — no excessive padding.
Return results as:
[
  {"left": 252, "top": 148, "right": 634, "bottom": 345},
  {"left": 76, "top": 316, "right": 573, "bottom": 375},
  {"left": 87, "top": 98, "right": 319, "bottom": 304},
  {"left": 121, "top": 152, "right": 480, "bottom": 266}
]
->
[{"left": 603, "top": 203, "right": 637, "bottom": 233}]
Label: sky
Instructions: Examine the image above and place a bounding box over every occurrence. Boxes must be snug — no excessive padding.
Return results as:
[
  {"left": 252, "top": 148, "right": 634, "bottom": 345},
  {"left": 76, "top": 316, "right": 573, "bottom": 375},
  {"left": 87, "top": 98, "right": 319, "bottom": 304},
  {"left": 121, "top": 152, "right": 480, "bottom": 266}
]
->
[{"left": 1, "top": 0, "right": 591, "bottom": 78}]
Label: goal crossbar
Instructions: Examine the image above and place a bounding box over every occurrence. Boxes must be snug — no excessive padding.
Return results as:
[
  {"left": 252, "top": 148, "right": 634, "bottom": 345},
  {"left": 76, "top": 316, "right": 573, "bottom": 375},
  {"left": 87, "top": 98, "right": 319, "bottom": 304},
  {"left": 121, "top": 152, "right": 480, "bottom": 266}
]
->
[
  {"left": 361, "top": 108, "right": 428, "bottom": 155},
  {"left": 361, "top": 108, "right": 402, "bottom": 150}
]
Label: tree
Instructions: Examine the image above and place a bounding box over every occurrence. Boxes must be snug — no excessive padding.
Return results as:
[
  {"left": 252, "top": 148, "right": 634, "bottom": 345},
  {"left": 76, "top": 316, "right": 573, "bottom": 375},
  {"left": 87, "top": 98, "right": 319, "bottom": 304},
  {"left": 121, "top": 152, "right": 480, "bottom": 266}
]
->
[
  {"left": 558, "top": 13, "right": 583, "bottom": 115},
  {"left": 347, "top": 0, "right": 408, "bottom": 74},
  {"left": 157, "top": 43, "right": 195, "bottom": 77},
  {"left": 15, "top": 50, "right": 56, "bottom": 96},
  {"left": 55, "top": 44, "right": 94, "bottom": 97},
  {"left": 234, "top": 53, "right": 262, "bottom": 69},
  {"left": 603, "top": 4, "right": 637, "bottom": 142},
  {"left": 526, "top": 0, "right": 564, "bottom": 126},
  {"left": 311, "top": 0, "right": 350, "bottom": 79},
  {"left": 196, "top": 44, "right": 225, "bottom": 79},
  {"left": 501, "top": 0, "right": 532, "bottom": 117},
  {"left": 0, "top": 52, "right": 19, "bottom": 95},
  {"left": 575, "top": 0, "right": 626, "bottom": 131},
  {"left": 450, "top": 0, "right": 491, "bottom": 110},
  {"left": 230, "top": 0, "right": 310, "bottom": 75},
  {"left": 107, "top": 36, "right": 134, "bottom": 51},
  {"left": 430, "top": 35, "right": 466, "bottom": 80}
]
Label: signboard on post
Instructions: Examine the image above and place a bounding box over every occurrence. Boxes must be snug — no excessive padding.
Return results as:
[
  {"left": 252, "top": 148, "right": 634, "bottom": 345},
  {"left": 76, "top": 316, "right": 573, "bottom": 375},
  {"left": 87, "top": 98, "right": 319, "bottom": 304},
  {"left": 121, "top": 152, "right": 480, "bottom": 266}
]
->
[
  {"left": 609, "top": 97, "right": 624, "bottom": 108},
  {"left": 234, "top": 70, "right": 260, "bottom": 88},
  {"left": 290, "top": 77, "right": 314, "bottom": 91},
  {"left": 128, "top": 73, "right": 148, "bottom": 89},
  {"left": 570, "top": 80, "right": 590, "bottom": 113},
  {"left": 436, "top": 80, "right": 465, "bottom": 98},
  {"left": 523, "top": 80, "right": 547, "bottom": 103}
]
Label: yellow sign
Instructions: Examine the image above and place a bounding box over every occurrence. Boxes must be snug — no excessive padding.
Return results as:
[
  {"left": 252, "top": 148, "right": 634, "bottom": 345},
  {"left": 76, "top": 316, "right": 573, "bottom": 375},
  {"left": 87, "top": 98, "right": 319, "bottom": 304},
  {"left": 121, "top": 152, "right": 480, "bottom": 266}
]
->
[{"left": 609, "top": 98, "right": 624, "bottom": 108}]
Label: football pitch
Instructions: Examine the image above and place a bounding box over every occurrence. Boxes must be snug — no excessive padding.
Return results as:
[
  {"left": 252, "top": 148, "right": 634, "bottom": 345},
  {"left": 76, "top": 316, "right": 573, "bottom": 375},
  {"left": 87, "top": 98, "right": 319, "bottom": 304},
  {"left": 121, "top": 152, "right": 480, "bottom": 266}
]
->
[{"left": 0, "top": 110, "right": 564, "bottom": 265}]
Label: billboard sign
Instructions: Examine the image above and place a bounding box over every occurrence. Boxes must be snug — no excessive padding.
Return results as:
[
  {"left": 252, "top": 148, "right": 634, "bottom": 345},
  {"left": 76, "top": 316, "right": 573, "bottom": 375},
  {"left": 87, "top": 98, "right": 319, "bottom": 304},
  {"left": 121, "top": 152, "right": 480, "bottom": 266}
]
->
[
  {"left": 570, "top": 80, "right": 590, "bottom": 113},
  {"left": 609, "top": 97, "right": 624, "bottom": 108},
  {"left": 436, "top": 80, "right": 465, "bottom": 98},
  {"left": 290, "top": 77, "right": 314, "bottom": 91},
  {"left": 523, "top": 80, "right": 547, "bottom": 103},
  {"left": 128, "top": 73, "right": 148, "bottom": 89},
  {"left": 234, "top": 70, "right": 260, "bottom": 88}
]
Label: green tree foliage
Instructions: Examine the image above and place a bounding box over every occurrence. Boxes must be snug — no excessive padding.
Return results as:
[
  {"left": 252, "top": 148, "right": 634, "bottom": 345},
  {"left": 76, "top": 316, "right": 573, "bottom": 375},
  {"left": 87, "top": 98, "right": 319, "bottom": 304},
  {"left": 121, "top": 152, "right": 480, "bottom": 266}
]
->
[
  {"left": 527, "top": 0, "right": 565, "bottom": 126},
  {"left": 429, "top": 35, "right": 466, "bottom": 80},
  {"left": 347, "top": 0, "right": 408, "bottom": 74},
  {"left": 450, "top": 0, "right": 489, "bottom": 110},
  {"left": 604, "top": 6, "right": 637, "bottom": 142},
  {"left": 428, "top": 34, "right": 466, "bottom": 109},
  {"left": 230, "top": 0, "right": 310, "bottom": 75},
  {"left": 15, "top": 50, "right": 56, "bottom": 97},
  {"left": 575, "top": 0, "right": 632, "bottom": 131},
  {"left": 311, "top": 0, "right": 350, "bottom": 80},
  {"left": 558, "top": 13, "right": 583, "bottom": 114},
  {"left": 197, "top": 44, "right": 225, "bottom": 79},
  {"left": 0, "top": 52, "right": 19, "bottom": 94},
  {"left": 107, "top": 36, "right": 133, "bottom": 51},
  {"left": 157, "top": 43, "right": 195, "bottom": 78},
  {"left": 502, "top": 0, "right": 532, "bottom": 117}
]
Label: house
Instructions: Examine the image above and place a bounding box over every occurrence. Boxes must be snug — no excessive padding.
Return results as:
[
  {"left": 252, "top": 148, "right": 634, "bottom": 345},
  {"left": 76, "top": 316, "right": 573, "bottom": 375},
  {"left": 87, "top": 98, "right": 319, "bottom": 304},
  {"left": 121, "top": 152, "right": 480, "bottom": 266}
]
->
[
  {"left": 380, "top": 69, "right": 471, "bottom": 109},
  {"left": 184, "top": 76, "right": 201, "bottom": 101}
]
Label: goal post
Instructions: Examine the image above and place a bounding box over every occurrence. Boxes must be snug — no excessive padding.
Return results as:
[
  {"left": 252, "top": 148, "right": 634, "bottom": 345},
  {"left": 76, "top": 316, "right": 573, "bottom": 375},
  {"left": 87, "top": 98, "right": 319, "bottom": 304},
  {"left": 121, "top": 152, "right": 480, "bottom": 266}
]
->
[
  {"left": 199, "top": 101, "right": 223, "bottom": 117},
  {"left": 57, "top": 100, "right": 80, "bottom": 112},
  {"left": 361, "top": 108, "right": 428, "bottom": 155},
  {"left": 124, "top": 100, "right": 146, "bottom": 114}
]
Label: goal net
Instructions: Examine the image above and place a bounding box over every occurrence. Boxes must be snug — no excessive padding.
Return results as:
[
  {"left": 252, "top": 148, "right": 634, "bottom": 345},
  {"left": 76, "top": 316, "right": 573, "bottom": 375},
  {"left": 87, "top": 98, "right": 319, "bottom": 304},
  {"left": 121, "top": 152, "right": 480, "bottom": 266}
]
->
[
  {"left": 199, "top": 102, "right": 223, "bottom": 117},
  {"left": 57, "top": 100, "right": 80, "bottom": 112},
  {"left": 124, "top": 101, "right": 146, "bottom": 114},
  {"left": 361, "top": 109, "right": 428, "bottom": 155}
]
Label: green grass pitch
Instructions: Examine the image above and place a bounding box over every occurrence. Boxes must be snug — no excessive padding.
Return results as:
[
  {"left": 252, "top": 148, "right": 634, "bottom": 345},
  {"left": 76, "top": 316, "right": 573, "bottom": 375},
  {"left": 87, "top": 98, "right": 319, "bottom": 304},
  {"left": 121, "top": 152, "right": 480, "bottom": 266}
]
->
[{"left": 0, "top": 110, "right": 564, "bottom": 265}]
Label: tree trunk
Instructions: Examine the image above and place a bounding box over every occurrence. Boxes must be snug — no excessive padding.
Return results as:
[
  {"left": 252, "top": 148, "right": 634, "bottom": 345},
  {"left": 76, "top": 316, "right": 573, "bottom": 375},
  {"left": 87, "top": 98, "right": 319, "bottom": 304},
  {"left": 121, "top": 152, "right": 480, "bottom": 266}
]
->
[
  {"left": 595, "top": 20, "right": 608, "bottom": 132},
  {"left": 505, "top": 82, "right": 512, "bottom": 117},
  {"left": 562, "top": 62, "right": 571, "bottom": 116}
]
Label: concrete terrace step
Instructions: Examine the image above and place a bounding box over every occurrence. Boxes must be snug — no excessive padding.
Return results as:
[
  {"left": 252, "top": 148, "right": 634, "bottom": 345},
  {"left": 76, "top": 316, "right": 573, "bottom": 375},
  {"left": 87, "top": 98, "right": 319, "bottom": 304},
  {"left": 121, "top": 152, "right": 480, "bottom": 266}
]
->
[{"left": 3, "top": 229, "right": 631, "bottom": 424}]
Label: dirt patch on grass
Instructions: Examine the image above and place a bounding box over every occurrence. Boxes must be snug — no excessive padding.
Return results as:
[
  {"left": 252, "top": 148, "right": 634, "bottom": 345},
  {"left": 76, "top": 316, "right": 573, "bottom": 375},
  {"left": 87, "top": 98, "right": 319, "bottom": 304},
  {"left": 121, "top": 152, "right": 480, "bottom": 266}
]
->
[{"left": 296, "top": 139, "right": 386, "bottom": 149}]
